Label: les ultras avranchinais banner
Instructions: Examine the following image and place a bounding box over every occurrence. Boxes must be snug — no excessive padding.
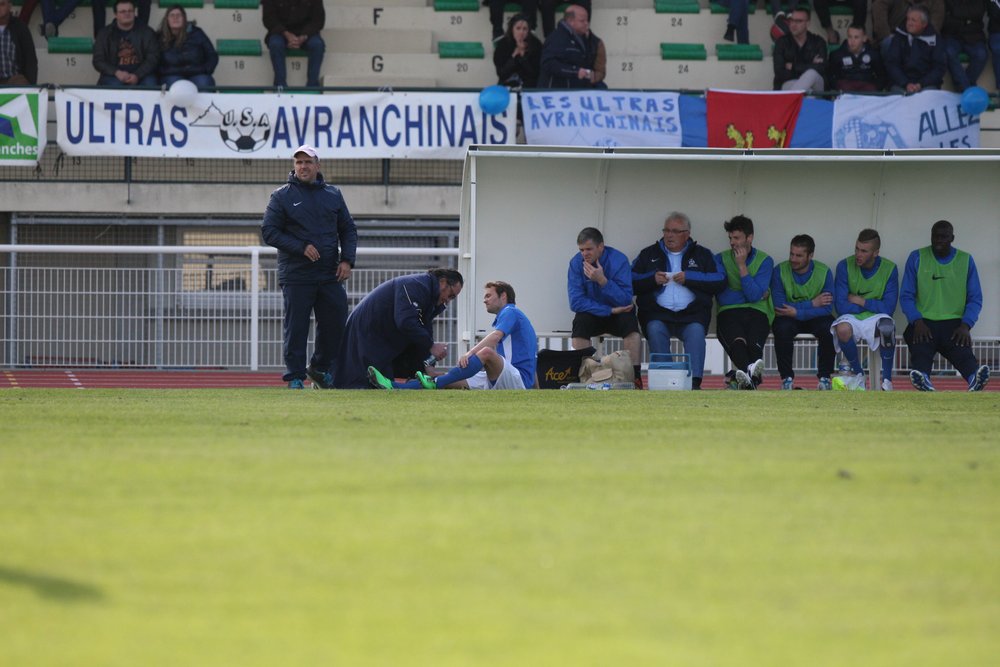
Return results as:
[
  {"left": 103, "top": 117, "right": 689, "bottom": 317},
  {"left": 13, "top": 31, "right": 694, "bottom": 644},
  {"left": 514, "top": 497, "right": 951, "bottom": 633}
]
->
[{"left": 0, "top": 88, "right": 48, "bottom": 167}]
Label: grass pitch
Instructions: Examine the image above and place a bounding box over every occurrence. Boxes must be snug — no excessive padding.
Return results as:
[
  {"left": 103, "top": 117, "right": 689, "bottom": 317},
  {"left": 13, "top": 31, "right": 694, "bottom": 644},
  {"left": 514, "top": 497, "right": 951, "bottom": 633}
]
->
[{"left": 2, "top": 389, "right": 998, "bottom": 666}]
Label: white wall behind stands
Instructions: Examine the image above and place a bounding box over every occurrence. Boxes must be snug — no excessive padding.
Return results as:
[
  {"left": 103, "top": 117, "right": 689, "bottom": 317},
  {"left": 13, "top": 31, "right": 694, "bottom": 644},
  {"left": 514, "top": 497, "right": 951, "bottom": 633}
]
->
[{"left": 458, "top": 147, "right": 1000, "bottom": 346}]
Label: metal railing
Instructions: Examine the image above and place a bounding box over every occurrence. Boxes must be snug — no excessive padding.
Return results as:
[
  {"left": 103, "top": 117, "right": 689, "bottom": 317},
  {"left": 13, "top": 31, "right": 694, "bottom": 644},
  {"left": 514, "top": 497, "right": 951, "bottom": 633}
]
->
[{"left": 1, "top": 244, "right": 459, "bottom": 370}]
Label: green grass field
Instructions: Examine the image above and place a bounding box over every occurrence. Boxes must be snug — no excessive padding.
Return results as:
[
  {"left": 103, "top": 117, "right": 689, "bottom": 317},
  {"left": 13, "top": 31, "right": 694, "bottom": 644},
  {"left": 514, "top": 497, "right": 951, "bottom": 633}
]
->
[{"left": 2, "top": 389, "right": 998, "bottom": 666}]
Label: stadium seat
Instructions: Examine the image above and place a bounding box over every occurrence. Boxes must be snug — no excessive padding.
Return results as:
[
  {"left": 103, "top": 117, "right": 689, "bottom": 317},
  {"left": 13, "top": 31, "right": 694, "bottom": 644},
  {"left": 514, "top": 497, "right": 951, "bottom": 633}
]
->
[
  {"left": 654, "top": 1, "right": 701, "bottom": 14},
  {"left": 660, "top": 43, "right": 707, "bottom": 60},
  {"left": 216, "top": 39, "right": 262, "bottom": 57},
  {"left": 434, "top": 0, "right": 480, "bottom": 11},
  {"left": 158, "top": 0, "right": 203, "bottom": 8},
  {"left": 438, "top": 41, "right": 485, "bottom": 59},
  {"left": 716, "top": 43, "right": 764, "bottom": 61},
  {"left": 213, "top": 0, "right": 258, "bottom": 7},
  {"left": 47, "top": 37, "right": 94, "bottom": 54}
]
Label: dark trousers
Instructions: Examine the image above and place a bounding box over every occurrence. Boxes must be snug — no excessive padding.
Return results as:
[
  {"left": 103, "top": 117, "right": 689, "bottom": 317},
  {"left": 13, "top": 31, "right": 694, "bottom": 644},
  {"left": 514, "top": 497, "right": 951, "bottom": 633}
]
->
[
  {"left": 772, "top": 315, "right": 836, "bottom": 380},
  {"left": 281, "top": 281, "right": 347, "bottom": 382},
  {"left": 716, "top": 307, "right": 771, "bottom": 372},
  {"left": 903, "top": 318, "right": 980, "bottom": 378}
]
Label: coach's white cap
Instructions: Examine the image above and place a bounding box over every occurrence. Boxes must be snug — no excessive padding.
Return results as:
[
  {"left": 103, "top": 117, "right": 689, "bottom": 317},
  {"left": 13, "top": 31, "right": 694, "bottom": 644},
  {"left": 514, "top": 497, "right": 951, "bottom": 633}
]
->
[{"left": 293, "top": 144, "right": 319, "bottom": 159}]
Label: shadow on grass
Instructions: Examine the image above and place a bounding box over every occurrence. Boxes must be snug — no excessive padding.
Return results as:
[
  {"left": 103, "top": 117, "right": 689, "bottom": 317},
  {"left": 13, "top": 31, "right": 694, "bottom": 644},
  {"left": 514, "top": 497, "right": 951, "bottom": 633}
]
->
[{"left": 0, "top": 566, "right": 105, "bottom": 603}]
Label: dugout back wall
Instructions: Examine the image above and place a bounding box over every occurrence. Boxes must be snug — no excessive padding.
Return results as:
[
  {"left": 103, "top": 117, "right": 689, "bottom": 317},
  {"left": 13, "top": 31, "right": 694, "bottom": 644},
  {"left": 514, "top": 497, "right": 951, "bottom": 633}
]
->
[{"left": 458, "top": 147, "right": 1000, "bottom": 345}]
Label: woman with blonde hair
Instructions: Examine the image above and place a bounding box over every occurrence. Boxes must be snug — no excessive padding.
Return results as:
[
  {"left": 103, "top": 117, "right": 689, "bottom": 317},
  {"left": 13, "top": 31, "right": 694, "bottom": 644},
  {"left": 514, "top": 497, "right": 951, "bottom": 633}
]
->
[{"left": 157, "top": 5, "right": 218, "bottom": 89}]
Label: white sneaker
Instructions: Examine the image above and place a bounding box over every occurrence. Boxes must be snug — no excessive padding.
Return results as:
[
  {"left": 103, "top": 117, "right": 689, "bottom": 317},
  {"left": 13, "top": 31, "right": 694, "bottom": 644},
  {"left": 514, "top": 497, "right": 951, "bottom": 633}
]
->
[
  {"left": 881, "top": 379, "right": 893, "bottom": 392},
  {"left": 748, "top": 359, "right": 764, "bottom": 387},
  {"left": 734, "top": 369, "right": 754, "bottom": 390},
  {"left": 845, "top": 372, "right": 867, "bottom": 391}
]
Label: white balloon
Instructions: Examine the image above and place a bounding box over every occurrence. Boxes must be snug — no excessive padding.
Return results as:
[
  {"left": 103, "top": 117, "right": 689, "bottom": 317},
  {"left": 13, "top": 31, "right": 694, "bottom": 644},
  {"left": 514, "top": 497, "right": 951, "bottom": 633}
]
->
[{"left": 167, "top": 79, "right": 199, "bottom": 107}]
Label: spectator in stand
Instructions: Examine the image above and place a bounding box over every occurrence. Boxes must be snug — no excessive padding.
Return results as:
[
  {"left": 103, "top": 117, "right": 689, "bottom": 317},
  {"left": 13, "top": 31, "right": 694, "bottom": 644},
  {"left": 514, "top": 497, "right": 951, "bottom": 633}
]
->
[
  {"left": 873, "top": 0, "right": 945, "bottom": 50},
  {"left": 812, "top": 0, "right": 868, "bottom": 45},
  {"left": 885, "top": 4, "right": 948, "bottom": 93},
  {"left": 0, "top": 0, "right": 37, "bottom": 85},
  {"left": 93, "top": 0, "right": 159, "bottom": 87},
  {"left": 493, "top": 13, "right": 542, "bottom": 88},
  {"left": 719, "top": 0, "right": 750, "bottom": 44},
  {"left": 773, "top": 8, "right": 828, "bottom": 92},
  {"left": 941, "top": 0, "right": 988, "bottom": 91},
  {"left": 157, "top": 5, "right": 218, "bottom": 90},
  {"left": 487, "top": 0, "right": 537, "bottom": 41},
  {"left": 990, "top": 0, "right": 1000, "bottom": 92},
  {"left": 263, "top": 0, "right": 325, "bottom": 88},
  {"left": 539, "top": 0, "right": 589, "bottom": 37},
  {"left": 538, "top": 4, "right": 605, "bottom": 88},
  {"left": 828, "top": 23, "right": 886, "bottom": 91},
  {"left": 40, "top": 0, "right": 149, "bottom": 38}
]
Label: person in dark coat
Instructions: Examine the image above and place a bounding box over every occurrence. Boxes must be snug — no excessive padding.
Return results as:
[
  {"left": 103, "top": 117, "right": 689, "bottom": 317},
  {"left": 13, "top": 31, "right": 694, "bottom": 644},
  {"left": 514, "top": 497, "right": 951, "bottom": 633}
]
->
[
  {"left": 630, "top": 212, "right": 726, "bottom": 390},
  {"left": 157, "top": 5, "right": 218, "bottom": 90},
  {"left": 92, "top": 0, "right": 159, "bottom": 87},
  {"left": 941, "top": 0, "right": 988, "bottom": 90},
  {"left": 262, "top": 0, "right": 325, "bottom": 88},
  {"left": 538, "top": 4, "right": 606, "bottom": 88},
  {"left": 772, "top": 7, "right": 828, "bottom": 91},
  {"left": 334, "top": 269, "right": 463, "bottom": 389},
  {"left": 261, "top": 145, "right": 357, "bottom": 389},
  {"left": 884, "top": 4, "right": 948, "bottom": 92},
  {"left": 0, "top": 0, "right": 37, "bottom": 85},
  {"left": 493, "top": 13, "right": 542, "bottom": 88},
  {"left": 828, "top": 23, "right": 886, "bottom": 91}
]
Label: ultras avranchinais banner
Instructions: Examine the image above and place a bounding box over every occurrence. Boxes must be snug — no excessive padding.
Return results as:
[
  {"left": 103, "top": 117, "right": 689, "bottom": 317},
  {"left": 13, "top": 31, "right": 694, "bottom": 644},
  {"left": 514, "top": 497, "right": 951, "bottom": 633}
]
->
[
  {"left": 55, "top": 89, "right": 517, "bottom": 160},
  {"left": 706, "top": 89, "right": 804, "bottom": 149},
  {"left": 0, "top": 88, "right": 48, "bottom": 167}
]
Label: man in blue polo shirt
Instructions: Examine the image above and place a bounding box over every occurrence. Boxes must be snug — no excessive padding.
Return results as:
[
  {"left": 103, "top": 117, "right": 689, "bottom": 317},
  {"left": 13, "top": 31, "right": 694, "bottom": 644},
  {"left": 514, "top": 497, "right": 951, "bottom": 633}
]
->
[
  {"left": 901, "top": 220, "right": 990, "bottom": 392},
  {"left": 369, "top": 280, "right": 537, "bottom": 390}
]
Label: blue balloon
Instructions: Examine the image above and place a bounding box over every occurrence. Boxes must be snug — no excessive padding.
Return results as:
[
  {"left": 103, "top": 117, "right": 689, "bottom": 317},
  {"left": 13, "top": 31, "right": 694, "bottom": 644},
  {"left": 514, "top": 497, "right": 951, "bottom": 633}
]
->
[
  {"left": 479, "top": 85, "right": 511, "bottom": 115},
  {"left": 960, "top": 86, "right": 990, "bottom": 116}
]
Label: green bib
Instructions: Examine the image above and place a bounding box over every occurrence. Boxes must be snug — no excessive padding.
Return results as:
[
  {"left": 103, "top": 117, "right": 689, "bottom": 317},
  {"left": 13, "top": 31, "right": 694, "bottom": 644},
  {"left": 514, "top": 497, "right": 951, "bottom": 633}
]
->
[
  {"left": 916, "top": 247, "right": 969, "bottom": 321},
  {"left": 845, "top": 256, "right": 896, "bottom": 320},
  {"left": 719, "top": 249, "right": 775, "bottom": 324},
  {"left": 778, "top": 260, "right": 829, "bottom": 303}
]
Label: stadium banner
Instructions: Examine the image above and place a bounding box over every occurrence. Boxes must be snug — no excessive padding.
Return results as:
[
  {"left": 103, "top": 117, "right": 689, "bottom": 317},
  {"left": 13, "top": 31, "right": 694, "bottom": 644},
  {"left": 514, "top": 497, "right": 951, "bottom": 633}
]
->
[
  {"left": 832, "top": 91, "right": 979, "bottom": 149},
  {"left": 522, "top": 91, "right": 683, "bottom": 147},
  {"left": 706, "top": 89, "right": 804, "bottom": 149},
  {"left": 54, "top": 89, "right": 516, "bottom": 159},
  {"left": 0, "top": 88, "right": 48, "bottom": 167}
]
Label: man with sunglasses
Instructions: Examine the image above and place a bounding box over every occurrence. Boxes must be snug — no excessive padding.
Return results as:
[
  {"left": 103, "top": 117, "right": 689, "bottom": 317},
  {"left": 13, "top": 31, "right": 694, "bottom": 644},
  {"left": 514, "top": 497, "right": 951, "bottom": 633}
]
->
[{"left": 334, "top": 268, "right": 463, "bottom": 389}]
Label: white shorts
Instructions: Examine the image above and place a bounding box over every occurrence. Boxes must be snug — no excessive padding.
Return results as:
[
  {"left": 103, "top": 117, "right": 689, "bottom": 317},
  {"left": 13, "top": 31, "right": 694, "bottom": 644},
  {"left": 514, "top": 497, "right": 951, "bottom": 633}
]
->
[
  {"left": 830, "top": 314, "right": 894, "bottom": 352},
  {"left": 465, "top": 356, "right": 526, "bottom": 390}
]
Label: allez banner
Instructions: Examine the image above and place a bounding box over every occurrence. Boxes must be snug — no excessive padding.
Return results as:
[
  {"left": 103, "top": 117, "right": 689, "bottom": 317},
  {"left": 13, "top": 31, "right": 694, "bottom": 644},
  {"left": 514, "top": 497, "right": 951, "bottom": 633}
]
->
[
  {"left": 523, "top": 90, "right": 683, "bottom": 147},
  {"left": 0, "top": 88, "right": 48, "bottom": 167},
  {"left": 55, "top": 89, "right": 516, "bottom": 159},
  {"left": 832, "top": 91, "right": 979, "bottom": 149}
]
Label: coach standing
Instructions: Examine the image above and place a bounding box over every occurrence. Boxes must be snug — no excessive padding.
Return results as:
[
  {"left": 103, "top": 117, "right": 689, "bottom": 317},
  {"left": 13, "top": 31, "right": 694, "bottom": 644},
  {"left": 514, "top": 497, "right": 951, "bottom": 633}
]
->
[{"left": 262, "top": 144, "right": 357, "bottom": 389}]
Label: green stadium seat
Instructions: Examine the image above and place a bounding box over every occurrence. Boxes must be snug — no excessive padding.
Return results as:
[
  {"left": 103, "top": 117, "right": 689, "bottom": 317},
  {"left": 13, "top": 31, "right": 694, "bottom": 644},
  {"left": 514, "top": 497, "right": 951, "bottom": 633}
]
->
[
  {"left": 438, "top": 41, "right": 485, "bottom": 58},
  {"left": 504, "top": 1, "right": 568, "bottom": 9},
  {"left": 654, "top": 0, "right": 701, "bottom": 13},
  {"left": 287, "top": 48, "right": 307, "bottom": 57},
  {"left": 716, "top": 43, "right": 764, "bottom": 61},
  {"left": 47, "top": 37, "right": 94, "bottom": 54},
  {"left": 660, "top": 43, "right": 707, "bottom": 60},
  {"left": 213, "top": 0, "right": 259, "bottom": 8},
  {"left": 158, "top": 0, "right": 203, "bottom": 7},
  {"left": 434, "top": 0, "right": 480, "bottom": 11},
  {"left": 216, "top": 39, "right": 262, "bottom": 57},
  {"left": 829, "top": 5, "right": 854, "bottom": 14}
]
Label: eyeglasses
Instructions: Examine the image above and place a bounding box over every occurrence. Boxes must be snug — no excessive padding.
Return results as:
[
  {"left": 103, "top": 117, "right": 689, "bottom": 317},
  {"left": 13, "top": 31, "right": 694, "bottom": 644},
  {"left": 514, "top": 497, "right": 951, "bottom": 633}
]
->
[
  {"left": 663, "top": 228, "right": 689, "bottom": 234},
  {"left": 787, "top": 18, "right": 807, "bottom": 23}
]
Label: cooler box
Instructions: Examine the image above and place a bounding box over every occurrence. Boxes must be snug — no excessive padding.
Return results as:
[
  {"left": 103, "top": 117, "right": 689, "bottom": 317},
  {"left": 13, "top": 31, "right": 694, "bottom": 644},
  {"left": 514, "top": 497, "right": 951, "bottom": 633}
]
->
[{"left": 647, "top": 353, "right": 692, "bottom": 391}]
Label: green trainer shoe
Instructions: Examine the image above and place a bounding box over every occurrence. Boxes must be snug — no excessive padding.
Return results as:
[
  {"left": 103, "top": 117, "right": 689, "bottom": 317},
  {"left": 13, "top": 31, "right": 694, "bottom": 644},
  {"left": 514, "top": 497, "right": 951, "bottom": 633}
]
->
[
  {"left": 415, "top": 371, "right": 437, "bottom": 389},
  {"left": 367, "top": 366, "right": 394, "bottom": 390}
]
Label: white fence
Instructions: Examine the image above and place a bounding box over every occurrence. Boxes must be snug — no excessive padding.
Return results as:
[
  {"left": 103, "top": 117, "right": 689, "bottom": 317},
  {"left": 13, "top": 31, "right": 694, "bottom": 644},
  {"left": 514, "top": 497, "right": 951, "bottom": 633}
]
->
[{"left": 0, "top": 245, "right": 460, "bottom": 370}]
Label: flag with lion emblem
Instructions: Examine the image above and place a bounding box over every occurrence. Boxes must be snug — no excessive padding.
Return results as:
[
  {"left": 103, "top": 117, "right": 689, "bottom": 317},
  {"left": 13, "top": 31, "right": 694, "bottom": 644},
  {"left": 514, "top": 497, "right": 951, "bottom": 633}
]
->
[{"left": 706, "top": 90, "right": 804, "bottom": 149}]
